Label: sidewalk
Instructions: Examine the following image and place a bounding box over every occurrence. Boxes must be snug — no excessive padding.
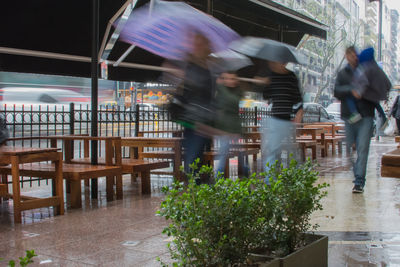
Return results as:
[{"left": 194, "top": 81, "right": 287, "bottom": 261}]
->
[{"left": 0, "top": 137, "right": 399, "bottom": 266}]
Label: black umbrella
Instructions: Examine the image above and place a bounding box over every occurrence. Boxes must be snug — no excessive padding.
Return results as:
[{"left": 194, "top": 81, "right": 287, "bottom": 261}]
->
[{"left": 230, "top": 37, "right": 307, "bottom": 64}]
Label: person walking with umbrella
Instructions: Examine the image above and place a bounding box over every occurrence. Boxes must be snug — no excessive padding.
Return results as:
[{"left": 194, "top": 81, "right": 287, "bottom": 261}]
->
[
  {"left": 259, "top": 60, "right": 303, "bottom": 177},
  {"left": 179, "top": 33, "right": 216, "bottom": 179},
  {"left": 230, "top": 37, "right": 304, "bottom": 178},
  {"left": 118, "top": 0, "right": 240, "bottom": 181}
]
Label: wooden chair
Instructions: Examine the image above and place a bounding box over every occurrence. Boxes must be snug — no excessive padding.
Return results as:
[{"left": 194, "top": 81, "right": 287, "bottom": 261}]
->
[
  {"left": 122, "top": 137, "right": 182, "bottom": 181},
  {"left": 71, "top": 138, "right": 170, "bottom": 194},
  {"left": 303, "top": 123, "right": 345, "bottom": 155}
]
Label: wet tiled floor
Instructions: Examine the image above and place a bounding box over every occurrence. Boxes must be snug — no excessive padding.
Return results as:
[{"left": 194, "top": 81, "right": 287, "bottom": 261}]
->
[{"left": 1, "top": 137, "right": 399, "bottom": 266}]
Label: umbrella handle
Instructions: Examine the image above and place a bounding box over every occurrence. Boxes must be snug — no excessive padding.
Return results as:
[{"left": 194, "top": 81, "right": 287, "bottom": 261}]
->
[{"left": 238, "top": 77, "right": 270, "bottom": 85}]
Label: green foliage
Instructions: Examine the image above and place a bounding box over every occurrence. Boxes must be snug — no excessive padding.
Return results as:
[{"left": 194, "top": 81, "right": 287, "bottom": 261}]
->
[
  {"left": 158, "top": 160, "right": 266, "bottom": 266},
  {"left": 261, "top": 158, "right": 329, "bottom": 255},
  {"left": 157, "top": 157, "right": 328, "bottom": 266},
  {"left": 0, "top": 250, "right": 37, "bottom": 267}
]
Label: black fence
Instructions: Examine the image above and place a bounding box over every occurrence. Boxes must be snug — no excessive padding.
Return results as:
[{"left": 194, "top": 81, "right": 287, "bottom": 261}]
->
[
  {"left": 1, "top": 103, "right": 326, "bottom": 139},
  {"left": 0, "top": 103, "right": 326, "bottom": 189},
  {"left": 1, "top": 104, "right": 275, "bottom": 139}
]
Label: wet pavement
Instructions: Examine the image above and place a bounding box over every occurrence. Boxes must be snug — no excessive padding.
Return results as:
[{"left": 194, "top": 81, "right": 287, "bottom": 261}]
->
[{"left": 0, "top": 137, "right": 399, "bottom": 266}]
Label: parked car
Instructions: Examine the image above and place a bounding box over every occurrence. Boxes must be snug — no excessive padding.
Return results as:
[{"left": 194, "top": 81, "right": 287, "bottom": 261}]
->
[
  {"left": 326, "top": 102, "right": 342, "bottom": 122},
  {"left": 302, "top": 103, "right": 335, "bottom": 123},
  {"left": 0, "top": 87, "right": 91, "bottom": 135},
  {"left": 0, "top": 87, "right": 90, "bottom": 108}
]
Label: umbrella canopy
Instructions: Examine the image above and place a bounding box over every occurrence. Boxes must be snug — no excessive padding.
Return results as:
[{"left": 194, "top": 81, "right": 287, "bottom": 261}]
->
[
  {"left": 230, "top": 37, "right": 307, "bottom": 64},
  {"left": 210, "top": 50, "right": 253, "bottom": 72},
  {"left": 119, "top": 0, "right": 240, "bottom": 60}
]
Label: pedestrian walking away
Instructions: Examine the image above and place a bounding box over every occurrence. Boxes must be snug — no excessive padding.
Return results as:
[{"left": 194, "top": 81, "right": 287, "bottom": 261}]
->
[
  {"left": 334, "top": 46, "right": 376, "bottom": 193},
  {"left": 390, "top": 94, "right": 400, "bottom": 134},
  {"left": 346, "top": 47, "right": 391, "bottom": 128}
]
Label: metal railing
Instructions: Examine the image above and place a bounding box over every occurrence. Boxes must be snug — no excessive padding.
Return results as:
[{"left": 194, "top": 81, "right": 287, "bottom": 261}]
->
[
  {"left": 1, "top": 103, "right": 325, "bottom": 139},
  {"left": 1, "top": 104, "right": 321, "bottom": 188}
]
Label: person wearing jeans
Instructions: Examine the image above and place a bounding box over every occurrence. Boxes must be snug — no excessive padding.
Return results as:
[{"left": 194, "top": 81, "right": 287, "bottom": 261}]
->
[
  {"left": 214, "top": 71, "right": 243, "bottom": 177},
  {"left": 344, "top": 117, "right": 374, "bottom": 188},
  {"left": 258, "top": 60, "right": 303, "bottom": 181},
  {"left": 262, "top": 116, "right": 296, "bottom": 174},
  {"left": 334, "top": 46, "right": 375, "bottom": 193}
]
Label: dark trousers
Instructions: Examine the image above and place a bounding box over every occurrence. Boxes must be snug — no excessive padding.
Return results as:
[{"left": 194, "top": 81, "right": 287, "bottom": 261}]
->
[{"left": 183, "top": 128, "right": 211, "bottom": 174}]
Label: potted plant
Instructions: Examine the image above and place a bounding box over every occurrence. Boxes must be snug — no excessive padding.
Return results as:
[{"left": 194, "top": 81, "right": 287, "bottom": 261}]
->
[
  {"left": 251, "top": 158, "right": 329, "bottom": 266},
  {"left": 157, "top": 157, "right": 328, "bottom": 266}
]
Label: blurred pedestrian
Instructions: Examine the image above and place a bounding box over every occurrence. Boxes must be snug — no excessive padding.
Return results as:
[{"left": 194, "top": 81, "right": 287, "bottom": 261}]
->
[
  {"left": 180, "top": 33, "right": 215, "bottom": 180},
  {"left": 334, "top": 46, "right": 375, "bottom": 193},
  {"left": 390, "top": 94, "right": 400, "bottom": 134},
  {"left": 213, "top": 71, "right": 244, "bottom": 177},
  {"left": 345, "top": 47, "right": 391, "bottom": 128},
  {"left": 260, "top": 60, "right": 303, "bottom": 179}
]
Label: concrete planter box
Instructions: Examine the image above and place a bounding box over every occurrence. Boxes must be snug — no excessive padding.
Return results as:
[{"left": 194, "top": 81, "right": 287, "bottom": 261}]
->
[
  {"left": 249, "top": 234, "right": 328, "bottom": 267},
  {"left": 280, "top": 234, "right": 328, "bottom": 267}
]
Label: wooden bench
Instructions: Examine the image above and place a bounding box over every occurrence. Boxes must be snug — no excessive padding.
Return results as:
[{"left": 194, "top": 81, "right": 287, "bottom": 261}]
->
[
  {"left": 203, "top": 148, "right": 260, "bottom": 177},
  {"left": 241, "top": 131, "right": 318, "bottom": 161},
  {"left": 7, "top": 136, "right": 123, "bottom": 208},
  {"left": 122, "top": 137, "right": 182, "bottom": 180},
  {"left": 72, "top": 157, "right": 169, "bottom": 194},
  {"left": 0, "top": 162, "right": 121, "bottom": 208},
  {"left": 381, "top": 149, "right": 400, "bottom": 178},
  {"left": 138, "top": 130, "right": 183, "bottom": 138}
]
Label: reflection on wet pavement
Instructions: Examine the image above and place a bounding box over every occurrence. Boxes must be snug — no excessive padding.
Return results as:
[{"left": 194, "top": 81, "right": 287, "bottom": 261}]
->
[{"left": 0, "top": 137, "right": 399, "bottom": 266}]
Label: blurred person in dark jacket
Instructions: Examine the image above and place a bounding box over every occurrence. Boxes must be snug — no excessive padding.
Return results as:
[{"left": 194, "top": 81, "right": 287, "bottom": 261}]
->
[
  {"left": 390, "top": 94, "right": 400, "bottom": 133},
  {"left": 180, "top": 33, "right": 215, "bottom": 180},
  {"left": 334, "top": 46, "right": 375, "bottom": 193},
  {"left": 345, "top": 47, "right": 391, "bottom": 127},
  {"left": 213, "top": 71, "right": 244, "bottom": 177}
]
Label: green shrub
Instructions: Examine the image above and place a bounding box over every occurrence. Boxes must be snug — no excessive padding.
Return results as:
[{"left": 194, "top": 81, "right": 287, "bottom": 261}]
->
[
  {"left": 157, "top": 160, "right": 266, "bottom": 266},
  {"left": 261, "top": 158, "right": 329, "bottom": 256},
  {"left": 157, "top": 157, "right": 328, "bottom": 266}
]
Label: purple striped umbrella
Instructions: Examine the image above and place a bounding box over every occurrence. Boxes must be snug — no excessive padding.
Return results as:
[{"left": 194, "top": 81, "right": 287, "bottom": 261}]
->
[{"left": 118, "top": 0, "right": 240, "bottom": 60}]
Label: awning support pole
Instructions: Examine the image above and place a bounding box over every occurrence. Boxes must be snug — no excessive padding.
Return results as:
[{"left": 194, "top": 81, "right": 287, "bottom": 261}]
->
[{"left": 91, "top": 0, "right": 99, "bottom": 199}]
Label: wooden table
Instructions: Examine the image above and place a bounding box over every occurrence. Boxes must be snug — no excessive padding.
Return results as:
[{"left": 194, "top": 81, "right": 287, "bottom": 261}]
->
[
  {"left": 0, "top": 147, "right": 64, "bottom": 223},
  {"left": 121, "top": 137, "right": 182, "bottom": 181},
  {"left": 242, "top": 131, "right": 261, "bottom": 141},
  {"left": 296, "top": 127, "right": 326, "bottom": 157},
  {"left": 138, "top": 130, "right": 183, "bottom": 137}
]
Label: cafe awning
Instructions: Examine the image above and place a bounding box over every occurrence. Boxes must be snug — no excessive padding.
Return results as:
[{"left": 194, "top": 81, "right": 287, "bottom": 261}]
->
[{"left": 0, "top": 0, "right": 326, "bottom": 82}]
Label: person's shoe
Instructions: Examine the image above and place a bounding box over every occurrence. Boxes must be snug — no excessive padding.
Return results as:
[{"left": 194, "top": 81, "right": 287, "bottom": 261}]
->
[
  {"left": 352, "top": 185, "right": 364, "bottom": 193},
  {"left": 348, "top": 113, "right": 362, "bottom": 124},
  {"left": 380, "top": 118, "right": 389, "bottom": 131}
]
